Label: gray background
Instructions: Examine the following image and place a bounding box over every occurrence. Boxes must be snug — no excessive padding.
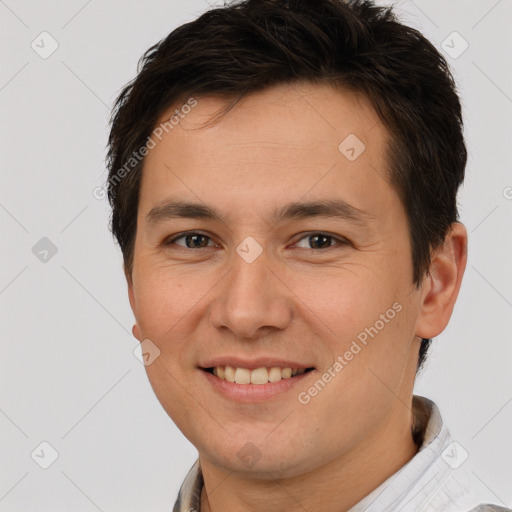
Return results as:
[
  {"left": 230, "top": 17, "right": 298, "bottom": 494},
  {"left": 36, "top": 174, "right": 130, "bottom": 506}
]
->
[{"left": 0, "top": 0, "right": 510, "bottom": 510}]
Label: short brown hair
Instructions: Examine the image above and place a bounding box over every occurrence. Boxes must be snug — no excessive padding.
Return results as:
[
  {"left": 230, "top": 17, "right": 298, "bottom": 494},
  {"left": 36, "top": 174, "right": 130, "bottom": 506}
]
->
[{"left": 106, "top": 0, "right": 467, "bottom": 371}]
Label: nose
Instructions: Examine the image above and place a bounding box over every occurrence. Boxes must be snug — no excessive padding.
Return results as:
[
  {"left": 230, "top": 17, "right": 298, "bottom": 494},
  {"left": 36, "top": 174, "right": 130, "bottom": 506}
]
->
[{"left": 208, "top": 250, "right": 293, "bottom": 340}]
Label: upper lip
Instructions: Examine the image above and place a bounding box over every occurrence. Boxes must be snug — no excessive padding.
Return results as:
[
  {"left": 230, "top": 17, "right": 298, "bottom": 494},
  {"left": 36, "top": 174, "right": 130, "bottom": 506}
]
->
[{"left": 199, "top": 357, "right": 314, "bottom": 370}]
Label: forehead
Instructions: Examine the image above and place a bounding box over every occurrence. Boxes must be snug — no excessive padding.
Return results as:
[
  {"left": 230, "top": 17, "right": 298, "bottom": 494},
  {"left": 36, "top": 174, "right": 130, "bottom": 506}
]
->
[
  {"left": 154, "top": 82, "right": 384, "bottom": 152},
  {"left": 140, "top": 82, "right": 392, "bottom": 218}
]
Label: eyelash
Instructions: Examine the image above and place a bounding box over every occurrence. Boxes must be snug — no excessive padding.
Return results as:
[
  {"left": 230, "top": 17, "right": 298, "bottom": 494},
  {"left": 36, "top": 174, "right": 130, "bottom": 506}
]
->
[{"left": 164, "top": 231, "right": 350, "bottom": 251}]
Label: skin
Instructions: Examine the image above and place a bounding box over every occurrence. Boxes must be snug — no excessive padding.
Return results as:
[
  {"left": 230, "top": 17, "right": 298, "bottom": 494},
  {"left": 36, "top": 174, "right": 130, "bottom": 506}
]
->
[{"left": 126, "top": 82, "right": 467, "bottom": 512}]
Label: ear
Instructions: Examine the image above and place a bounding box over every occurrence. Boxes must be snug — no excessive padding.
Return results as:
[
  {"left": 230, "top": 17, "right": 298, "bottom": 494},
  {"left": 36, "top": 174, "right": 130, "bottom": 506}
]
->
[
  {"left": 415, "top": 222, "right": 468, "bottom": 339},
  {"left": 125, "top": 264, "right": 142, "bottom": 342}
]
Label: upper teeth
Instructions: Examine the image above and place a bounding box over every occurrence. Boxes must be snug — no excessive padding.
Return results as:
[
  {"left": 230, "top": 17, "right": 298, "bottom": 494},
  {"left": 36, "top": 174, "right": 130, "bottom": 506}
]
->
[{"left": 212, "top": 366, "right": 306, "bottom": 384}]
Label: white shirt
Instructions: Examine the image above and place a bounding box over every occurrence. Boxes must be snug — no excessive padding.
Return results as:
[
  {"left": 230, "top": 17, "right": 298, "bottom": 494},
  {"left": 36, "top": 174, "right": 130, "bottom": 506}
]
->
[{"left": 172, "top": 395, "right": 510, "bottom": 511}]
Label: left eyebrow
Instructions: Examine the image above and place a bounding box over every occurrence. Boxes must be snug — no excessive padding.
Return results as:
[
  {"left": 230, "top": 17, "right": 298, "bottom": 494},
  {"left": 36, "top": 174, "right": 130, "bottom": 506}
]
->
[
  {"left": 146, "top": 200, "right": 219, "bottom": 227},
  {"left": 145, "top": 198, "right": 375, "bottom": 228},
  {"left": 272, "top": 199, "right": 375, "bottom": 226}
]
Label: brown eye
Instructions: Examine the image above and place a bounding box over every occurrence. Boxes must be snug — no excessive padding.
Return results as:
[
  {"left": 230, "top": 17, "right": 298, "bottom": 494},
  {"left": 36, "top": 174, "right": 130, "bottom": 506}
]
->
[
  {"left": 166, "top": 232, "right": 216, "bottom": 249},
  {"left": 294, "top": 233, "right": 348, "bottom": 250}
]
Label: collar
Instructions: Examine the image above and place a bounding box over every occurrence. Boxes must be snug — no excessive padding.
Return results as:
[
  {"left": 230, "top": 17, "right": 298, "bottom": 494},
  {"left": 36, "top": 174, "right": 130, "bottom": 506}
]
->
[
  {"left": 348, "top": 395, "right": 478, "bottom": 511},
  {"left": 173, "top": 395, "right": 479, "bottom": 512}
]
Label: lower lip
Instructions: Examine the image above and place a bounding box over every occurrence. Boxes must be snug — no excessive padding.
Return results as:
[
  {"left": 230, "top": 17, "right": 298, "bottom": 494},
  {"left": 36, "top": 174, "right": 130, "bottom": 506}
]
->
[{"left": 201, "top": 369, "right": 313, "bottom": 403}]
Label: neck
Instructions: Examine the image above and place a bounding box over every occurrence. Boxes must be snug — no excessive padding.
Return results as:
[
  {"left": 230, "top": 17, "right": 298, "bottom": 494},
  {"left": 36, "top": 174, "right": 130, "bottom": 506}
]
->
[{"left": 199, "top": 406, "right": 419, "bottom": 512}]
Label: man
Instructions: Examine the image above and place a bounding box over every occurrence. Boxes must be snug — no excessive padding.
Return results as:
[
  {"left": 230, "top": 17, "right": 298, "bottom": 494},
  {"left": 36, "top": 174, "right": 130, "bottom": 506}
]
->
[{"left": 105, "top": 0, "right": 510, "bottom": 510}]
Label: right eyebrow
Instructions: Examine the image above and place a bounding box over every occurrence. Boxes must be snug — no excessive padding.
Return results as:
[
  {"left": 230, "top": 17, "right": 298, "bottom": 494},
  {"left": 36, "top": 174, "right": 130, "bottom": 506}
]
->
[{"left": 146, "top": 200, "right": 220, "bottom": 227}]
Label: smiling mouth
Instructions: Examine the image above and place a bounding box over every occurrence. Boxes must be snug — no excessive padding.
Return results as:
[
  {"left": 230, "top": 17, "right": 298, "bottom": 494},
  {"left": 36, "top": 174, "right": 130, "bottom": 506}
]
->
[{"left": 203, "top": 365, "right": 315, "bottom": 385}]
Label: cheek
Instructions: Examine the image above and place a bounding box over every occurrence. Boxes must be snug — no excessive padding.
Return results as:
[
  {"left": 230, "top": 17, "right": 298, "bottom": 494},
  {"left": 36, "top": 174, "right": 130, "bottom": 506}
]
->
[
  {"left": 133, "top": 264, "right": 197, "bottom": 334},
  {"left": 285, "top": 263, "right": 401, "bottom": 342},
  {"left": 291, "top": 264, "right": 419, "bottom": 389},
  {"left": 131, "top": 264, "right": 222, "bottom": 374}
]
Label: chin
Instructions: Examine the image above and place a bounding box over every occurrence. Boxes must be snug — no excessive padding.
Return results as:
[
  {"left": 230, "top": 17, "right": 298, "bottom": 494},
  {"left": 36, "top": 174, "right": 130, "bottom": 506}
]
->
[{"left": 197, "top": 433, "right": 326, "bottom": 480}]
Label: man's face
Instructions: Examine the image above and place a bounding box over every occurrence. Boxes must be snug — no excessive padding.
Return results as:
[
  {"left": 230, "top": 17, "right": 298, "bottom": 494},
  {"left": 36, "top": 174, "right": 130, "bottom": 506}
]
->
[{"left": 128, "top": 82, "right": 425, "bottom": 477}]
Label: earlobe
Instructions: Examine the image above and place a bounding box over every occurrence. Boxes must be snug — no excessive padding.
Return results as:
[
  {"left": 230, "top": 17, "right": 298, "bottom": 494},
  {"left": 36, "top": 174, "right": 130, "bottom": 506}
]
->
[
  {"left": 125, "top": 265, "right": 141, "bottom": 341},
  {"left": 132, "top": 323, "right": 141, "bottom": 341},
  {"left": 415, "top": 222, "right": 468, "bottom": 339}
]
